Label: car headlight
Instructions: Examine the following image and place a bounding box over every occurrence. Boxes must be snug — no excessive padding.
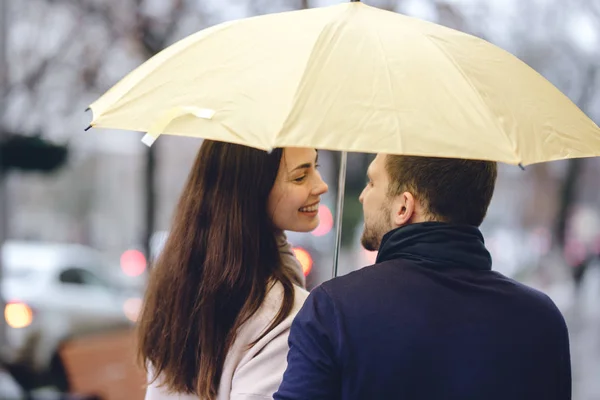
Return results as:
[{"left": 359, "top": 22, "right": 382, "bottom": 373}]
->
[{"left": 4, "top": 302, "right": 34, "bottom": 329}]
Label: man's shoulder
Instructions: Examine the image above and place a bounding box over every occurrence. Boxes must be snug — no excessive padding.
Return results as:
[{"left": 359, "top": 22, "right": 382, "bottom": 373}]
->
[
  {"left": 317, "top": 259, "right": 416, "bottom": 300},
  {"left": 492, "top": 272, "right": 566, "bottom": 319},
  {"left": 317, "top": 261, "right": 566, "bottom": 324}
]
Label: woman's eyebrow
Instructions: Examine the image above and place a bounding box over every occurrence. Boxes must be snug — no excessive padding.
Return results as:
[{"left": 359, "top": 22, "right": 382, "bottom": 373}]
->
[
  {"left": 290, "top": 151, "right": 318, "bottom": 172},
  {"left": 291, "top": 162, "right": 312, "bottom": 172}
]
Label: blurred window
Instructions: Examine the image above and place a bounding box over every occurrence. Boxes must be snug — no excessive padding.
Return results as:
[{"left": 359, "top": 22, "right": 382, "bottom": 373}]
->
[
  {"left": 4, "top": 268, "right": 35, "bottom": 279},
  {"left": 59, "top": 268, "right": 108, "bottom": 288}
]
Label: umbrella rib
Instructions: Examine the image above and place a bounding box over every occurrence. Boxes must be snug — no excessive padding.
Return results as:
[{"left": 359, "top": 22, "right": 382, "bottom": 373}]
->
[
  {"left": 103, "top": 81, "right": 174, "bottom": 127},
  {"left": 218, "top": 121, "right": 264, "bottom": 149},
  {"left": 372, "top": 27, "right": 404, "bottom": 154},
  {"left": 423, "top": 34, "right": 520, "bottom": 163},
  {"left": 277, "top": 6, "right": 353, "bottom": 141},
  {"left": 96, "top": 21, "right": 240, "bottom": 120}
]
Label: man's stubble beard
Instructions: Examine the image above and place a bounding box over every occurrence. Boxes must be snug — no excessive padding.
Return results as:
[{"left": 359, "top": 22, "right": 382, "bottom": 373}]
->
[{"left": 361, "top": 204, "right": 392, "bottom": 252}]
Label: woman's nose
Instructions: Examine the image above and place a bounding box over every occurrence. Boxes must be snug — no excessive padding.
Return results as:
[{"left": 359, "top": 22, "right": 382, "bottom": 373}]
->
[{"left": 312, "top": 172, "right": 329, "bottom": 195}]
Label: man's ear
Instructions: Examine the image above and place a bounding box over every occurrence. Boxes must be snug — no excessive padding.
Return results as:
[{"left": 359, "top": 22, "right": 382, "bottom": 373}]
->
[{"left": 390, "top": 191, "right": 416, "bottom": 227}]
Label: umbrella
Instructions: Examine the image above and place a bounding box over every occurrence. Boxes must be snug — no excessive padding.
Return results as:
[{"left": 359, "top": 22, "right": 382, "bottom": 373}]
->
[{"left": 87, "top": 0, "right": 600, "bottom": 278}]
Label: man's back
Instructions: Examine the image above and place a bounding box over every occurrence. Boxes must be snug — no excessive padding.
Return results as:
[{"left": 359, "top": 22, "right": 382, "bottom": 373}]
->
[{"left": 275, "top": 224, "right": 571, "bottom": 400}]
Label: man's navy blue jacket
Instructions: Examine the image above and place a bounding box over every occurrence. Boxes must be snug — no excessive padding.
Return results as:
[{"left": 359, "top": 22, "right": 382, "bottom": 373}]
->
[{"left": 275, "top": 223, "right": 571, "bottom": 400}]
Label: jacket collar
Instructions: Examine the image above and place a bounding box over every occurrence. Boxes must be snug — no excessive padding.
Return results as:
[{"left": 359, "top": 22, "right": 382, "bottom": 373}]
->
[{"left": 376, "top": 222, "right": 492, "bottom": 271}]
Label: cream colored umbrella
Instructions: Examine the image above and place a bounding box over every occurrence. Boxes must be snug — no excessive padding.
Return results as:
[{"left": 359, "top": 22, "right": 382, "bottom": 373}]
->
[{"left": 87, "top": 0, "right": 600, "bottom": 276}]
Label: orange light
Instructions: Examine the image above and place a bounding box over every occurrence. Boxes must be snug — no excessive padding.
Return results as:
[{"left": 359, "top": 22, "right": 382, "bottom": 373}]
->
[
  {"left": 312, "top": 205, "right": 334, "bottom": 237},
  {"left": 123, "top": 297, "right": 143, "bottom": 323},
  {"left": 5, "top": 302, "right": 33, "bottom": 329},
  {"left": 120, "top": 249, "right": 147, "bottom": 277},
  {"left": 292, "top": 247, "right": 313, "bottom": 276}
]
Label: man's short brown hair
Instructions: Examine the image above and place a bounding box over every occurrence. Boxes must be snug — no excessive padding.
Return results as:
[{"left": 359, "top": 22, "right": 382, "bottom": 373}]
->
[{"left": 384, "top": 155, "right": 497, "bottom": 227}]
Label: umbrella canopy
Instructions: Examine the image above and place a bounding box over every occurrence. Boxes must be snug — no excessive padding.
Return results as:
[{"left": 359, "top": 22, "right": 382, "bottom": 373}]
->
[
  {"left": 88, "top": 1, "right": 600, "bottom": 166},
  {"left": 88, "top": 1, "right": 600, "bottom": 279}
]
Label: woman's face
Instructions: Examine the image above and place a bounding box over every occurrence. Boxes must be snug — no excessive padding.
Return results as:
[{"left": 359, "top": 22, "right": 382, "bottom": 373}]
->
[{"left": 268, "top": 148, "right": 329, "bottom": 232}]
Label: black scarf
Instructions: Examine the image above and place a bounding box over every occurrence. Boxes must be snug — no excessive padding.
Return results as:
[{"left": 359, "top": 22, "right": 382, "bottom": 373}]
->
[{"left": 376, "top": 222, "right": 492, "bottom": 271}]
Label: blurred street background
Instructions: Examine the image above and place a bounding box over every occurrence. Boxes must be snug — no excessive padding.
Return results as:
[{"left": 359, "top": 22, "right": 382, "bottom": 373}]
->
[{"left": 0, "top": 0, "right": 599, "bottom": 399}]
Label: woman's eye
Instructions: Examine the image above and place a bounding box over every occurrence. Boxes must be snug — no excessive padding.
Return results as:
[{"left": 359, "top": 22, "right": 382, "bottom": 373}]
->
[{"left": 294, "top": 176, "right": 307, "bottom": 183}]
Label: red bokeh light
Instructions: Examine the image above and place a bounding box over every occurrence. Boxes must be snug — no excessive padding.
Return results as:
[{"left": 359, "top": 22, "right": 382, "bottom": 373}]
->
[
  {"left": 120, "top": 249, "right": 147, "bottom": 277},
  {"left": 312, "top": 205, "right": 334, "bottom": 237}
]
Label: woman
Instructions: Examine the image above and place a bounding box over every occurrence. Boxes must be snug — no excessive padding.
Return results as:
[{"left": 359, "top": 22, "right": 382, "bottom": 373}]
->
[{"left": 138, "top": 140, "right": 328, "bottom": 400}]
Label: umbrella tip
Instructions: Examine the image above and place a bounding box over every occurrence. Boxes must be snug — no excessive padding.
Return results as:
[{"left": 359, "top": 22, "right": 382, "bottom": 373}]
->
[
  {"left": 84, "top": 124, "right": 92, "bottom": 131},
  {"left": 518, "top": 163, "right": 525, "bottom": 171},
  {"left": 85, "top": 107, "right": 90, "bottom": 112}
]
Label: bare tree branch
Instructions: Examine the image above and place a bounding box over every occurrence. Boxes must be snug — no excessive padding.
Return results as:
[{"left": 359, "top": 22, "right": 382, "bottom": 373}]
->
[
  {"left": 554, "top": 66, "right": 598, "bottom": 249},
  {"left": 136, "top": 0, "right": 186, "bottom": 57},
  {"left": 22, "top": 25, "right": 79, "bottom": 91},
  {"left": 48, "top": 0, "right": 115, "bottom": 34},
  {"left": 9, "top": 0, "right": 119, "bottom": 95}
]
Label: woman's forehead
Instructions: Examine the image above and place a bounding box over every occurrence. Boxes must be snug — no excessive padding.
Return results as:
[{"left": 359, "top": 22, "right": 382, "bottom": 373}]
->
[
  {"left": 283, "top": 147, "right": 316, "bottom": 159},
  {"left": 282, "top": 148, "right": 317, "bottom": 167}
]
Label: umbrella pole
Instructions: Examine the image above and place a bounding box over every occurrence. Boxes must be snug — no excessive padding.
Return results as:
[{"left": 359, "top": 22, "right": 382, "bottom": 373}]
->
[{"left": 332, "top": 151, "right": 348, "bottom": 278}]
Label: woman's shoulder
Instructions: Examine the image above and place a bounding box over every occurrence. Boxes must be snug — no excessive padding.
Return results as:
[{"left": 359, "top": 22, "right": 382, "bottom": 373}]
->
[
  {"left": 251, "top": 282, "right": 308, "bottom": 334},
  {"left": 225, "top": 281, "right": 308, "bottom": 356},
  {"left": 228, "top": 281, "right": 308, "bottom": 360},
  {"left": 218, "top": 283, "right": 308, "bottom": 398}
]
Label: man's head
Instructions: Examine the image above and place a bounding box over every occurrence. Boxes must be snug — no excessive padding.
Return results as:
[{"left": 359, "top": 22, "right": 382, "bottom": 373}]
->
[{"left": 359, "top": 154, "right": 498, "bottom": 251}]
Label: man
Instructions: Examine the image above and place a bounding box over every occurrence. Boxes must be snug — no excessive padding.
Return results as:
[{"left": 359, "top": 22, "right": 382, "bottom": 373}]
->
[{"left": 274, "top": 155, "right": 571, "bottom": 400}]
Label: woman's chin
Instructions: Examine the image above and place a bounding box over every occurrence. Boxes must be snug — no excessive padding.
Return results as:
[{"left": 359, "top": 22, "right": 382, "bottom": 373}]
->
[
  {"left": 305, "top": 219, "right": 321, "bottom": 232},
  {"left": 288, "top": 219, "right": 320, "bottom": 233}
]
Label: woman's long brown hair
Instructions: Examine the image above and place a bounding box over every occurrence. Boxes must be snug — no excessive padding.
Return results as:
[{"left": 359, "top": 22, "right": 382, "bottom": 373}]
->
[{"left": 136, "top": 140, "right": 297, "bottom": 399}]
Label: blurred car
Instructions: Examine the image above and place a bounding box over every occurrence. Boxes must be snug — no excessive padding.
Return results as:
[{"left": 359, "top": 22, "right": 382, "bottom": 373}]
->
[{"left": 0, "top": 240, "right": 137, "bottom": 392}]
